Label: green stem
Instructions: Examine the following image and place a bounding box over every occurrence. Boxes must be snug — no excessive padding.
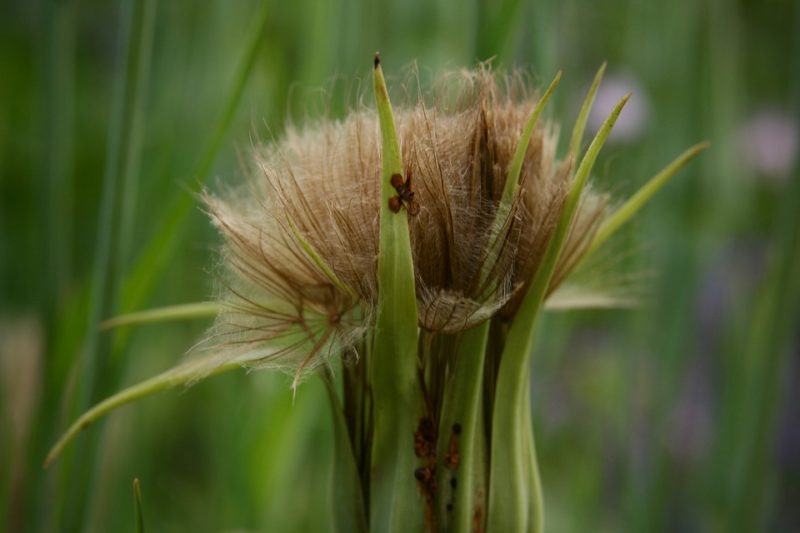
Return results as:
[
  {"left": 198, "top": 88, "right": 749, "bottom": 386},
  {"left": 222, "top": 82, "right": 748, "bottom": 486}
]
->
[
  {"left": 133, "top": 478, "right": 145, "bottom": 533},
  {"left": 322, "top": 374, "right": 368, "bottom": 533},
  {"left": 488, "top": 94, "right": 629, "bottom": 531},
  {"left": 115, "top": 0, "right": 157, "bottom": 276},
  {"left": 369, "top": 54, "right": 425, "bottom": 532},
  {"left": 522, "top": 379, "right": 543, "bottom": 533},
  {"left": 44, "top": 358, "right": 240, "bottom": 468},
  {"left": 435, "top": 322, "right": 490, "bottom": 532}
]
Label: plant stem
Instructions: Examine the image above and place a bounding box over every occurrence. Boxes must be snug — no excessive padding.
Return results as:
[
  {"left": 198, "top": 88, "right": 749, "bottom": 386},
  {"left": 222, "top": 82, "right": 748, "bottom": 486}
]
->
[
  {"left": 488, "top": 94, "right": 629, "bottom": 531},
  {"left": 435, "top": 322, "right": 490, "bottom": 532},
  {"left": 322, "top": 373, "right": 368, "bottom": 533}
]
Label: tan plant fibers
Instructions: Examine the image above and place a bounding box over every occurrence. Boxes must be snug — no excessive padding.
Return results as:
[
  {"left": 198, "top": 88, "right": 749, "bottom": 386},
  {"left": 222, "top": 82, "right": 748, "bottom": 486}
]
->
[{"left": 202, "top": 66, "right": 608, "bottom": 381}]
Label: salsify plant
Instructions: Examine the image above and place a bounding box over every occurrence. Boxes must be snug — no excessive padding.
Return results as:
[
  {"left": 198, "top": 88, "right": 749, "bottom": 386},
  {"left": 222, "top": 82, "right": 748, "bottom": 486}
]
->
[{"left": 46, "top": 55, "right": 706, "bottom": 532}]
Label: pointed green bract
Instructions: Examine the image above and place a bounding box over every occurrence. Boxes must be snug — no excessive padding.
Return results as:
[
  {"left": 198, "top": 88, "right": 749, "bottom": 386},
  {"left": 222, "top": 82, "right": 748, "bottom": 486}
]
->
[
  {"left": 288, "top": 218, "right": 359, "bottom": 301},
  {"left": 475, "top": 71, "right": 562, "bottom": 299},
  {"left": 585, "top": 141, "right": 710, "bottom": 258},
  {"left": 562, "top": 93, "right": 631, "bottom": 230},
  {"left": 568, "top": 62, "right": 607, "bottom": 157},
  {"left": 369, "top": 54, "right": 426, "bottom": 533},
  {"left": 544, "top": 286, "right": 636, "bottom": 311},
  {"left": 503, "top": 70, "right": 562, "bottom": 203},
  {"left": 45, "top": 324, "right": 332, "bottom": 467},
  {"left": 488, "top": 93, "right": 630, "bottom": 533},
  {"left": 44, "top": 356, "right": 240, "bottom": 468},
  {"left": 99, "top": 302, "right": 219, "bottom": 330}
]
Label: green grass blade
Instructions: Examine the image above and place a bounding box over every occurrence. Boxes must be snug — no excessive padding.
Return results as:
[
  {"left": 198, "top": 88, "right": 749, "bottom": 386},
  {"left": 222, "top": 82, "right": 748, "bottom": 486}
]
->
[
  {"left": 568, "top": 62, "right": 607, "bottom": 157},
  {"left": 133, "top": 478, "right": 145, "bottom": 533},
  {"left": 99, "top": 302, "right": 219, "bottom": 330},
  {"left": 43, "top": 0, "right": 75, "bottom": 320},
  {"left": 119, "top": 1, "right": 270, "bottom": 316},
  {"left": 714, "top": 167, "right": 800, "bottom": 531},
  {"left": 474, "top": 0, "right": 525, "bottom": 63},
  {"left": 369, "top": 53, "right": 425, "bottom": 533},
  {"left": 190, "top": 0, "right": 270, "bottom": 191},
  {"left": 57, "top": 3, "right": 160, "bottom": 528},
  {"left": 116, "top": 0, "right": 157, "bottom": 274},
  {"left": 585, "top": 142, "right": 710, "bottom": 258},
  {"left": 37, "top": 3, "right": 76, "bottom": 528},
  {"left": 76, "top": 0, "right": 145, "bottom": 415},
  {"left": 488, "top": 94, "right": 629, "bottom": 532}
]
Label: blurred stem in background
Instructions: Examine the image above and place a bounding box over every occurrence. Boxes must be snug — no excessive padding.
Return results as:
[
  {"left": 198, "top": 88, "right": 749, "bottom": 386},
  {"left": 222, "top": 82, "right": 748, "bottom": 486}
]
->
[
  {"left": 59, "top": 0, "right": 157, "bottom": 529},
  {"left": 115, "top": 0, "right": 270, "bottom": 340},
  {"left": 473, "top": 0, "right": 524, "bottom": 63},
  {"left": 43, "top": 0, "right": 75, "bottom": 322},
  {"left": 27, "top": 1, "right": 269, "bottom": 531},
  {"left": 711, "top": 141, "right": 800, "bottom": 532}
]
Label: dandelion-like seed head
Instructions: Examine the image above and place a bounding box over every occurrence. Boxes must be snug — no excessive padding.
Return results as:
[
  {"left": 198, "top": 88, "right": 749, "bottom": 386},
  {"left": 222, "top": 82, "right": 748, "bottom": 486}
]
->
[{"left": 203, "top": 65, "right": 608, "bottom": 383}]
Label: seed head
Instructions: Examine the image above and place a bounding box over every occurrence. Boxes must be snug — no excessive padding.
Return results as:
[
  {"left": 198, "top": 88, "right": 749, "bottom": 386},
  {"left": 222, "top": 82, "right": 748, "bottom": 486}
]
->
[{"left": 202, "top": 65, "right": 608, "bottom": 381}]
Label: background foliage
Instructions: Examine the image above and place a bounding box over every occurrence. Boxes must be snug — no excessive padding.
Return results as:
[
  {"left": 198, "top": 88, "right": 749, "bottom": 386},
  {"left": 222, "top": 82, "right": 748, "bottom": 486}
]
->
[{"left": 1, "top": 0, "right": 798, "bottom": 531}]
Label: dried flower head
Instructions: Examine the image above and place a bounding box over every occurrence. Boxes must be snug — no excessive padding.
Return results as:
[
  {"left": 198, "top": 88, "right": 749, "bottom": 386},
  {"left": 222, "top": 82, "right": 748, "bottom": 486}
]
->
[{"left": 202, "top": 65, "right": 608, "bottom": 383}]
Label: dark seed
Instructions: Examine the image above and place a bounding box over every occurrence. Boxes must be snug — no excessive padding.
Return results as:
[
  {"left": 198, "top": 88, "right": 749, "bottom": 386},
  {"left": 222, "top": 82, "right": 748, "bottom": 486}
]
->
[
  {"left": 390, "top": 173, "right": 404, "bottom": 189},
  {"left": 388, "top": 196, "right": 402, "bottom": 213}
]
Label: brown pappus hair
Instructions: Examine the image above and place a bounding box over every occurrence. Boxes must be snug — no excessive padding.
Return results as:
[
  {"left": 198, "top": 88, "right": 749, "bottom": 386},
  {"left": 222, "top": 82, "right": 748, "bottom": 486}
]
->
[{"left": 200, "top": 65, "right": 609, "bottom": 382}]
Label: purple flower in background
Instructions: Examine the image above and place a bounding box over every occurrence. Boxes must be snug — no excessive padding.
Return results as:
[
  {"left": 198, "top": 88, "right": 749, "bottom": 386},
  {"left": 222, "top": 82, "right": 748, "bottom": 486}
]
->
[{"left": 738, "top": 109, "right": 797, "bottom": 182}]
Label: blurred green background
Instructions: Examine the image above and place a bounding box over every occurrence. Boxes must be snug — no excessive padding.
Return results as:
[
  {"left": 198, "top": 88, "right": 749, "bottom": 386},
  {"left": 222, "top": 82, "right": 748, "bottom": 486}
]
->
[{"left": 1, "top": 0, "right": 798, "bottom": 531}]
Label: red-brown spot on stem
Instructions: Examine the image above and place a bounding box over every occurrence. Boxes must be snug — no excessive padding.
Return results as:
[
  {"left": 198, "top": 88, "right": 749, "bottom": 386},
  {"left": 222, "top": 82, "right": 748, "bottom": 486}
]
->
[
  {"left": 444, "top": 424, "right": 461, "bottom": 470},
  {"left": 413, "top": 416, "right": 438, "bottom": 531},
  {"left": 473, "top": 497, "right": 485, "bottom": 533}
]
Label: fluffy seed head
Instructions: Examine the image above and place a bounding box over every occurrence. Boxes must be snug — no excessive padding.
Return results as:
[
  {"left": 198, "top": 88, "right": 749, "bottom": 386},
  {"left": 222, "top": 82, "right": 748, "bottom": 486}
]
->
[{"left": 202, "top": 65, "right": 608, "bottom": 381}]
